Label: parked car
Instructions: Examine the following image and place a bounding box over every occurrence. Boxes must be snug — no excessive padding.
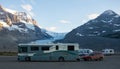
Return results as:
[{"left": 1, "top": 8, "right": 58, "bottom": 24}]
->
[
  {"left": 81, "top": 52, "right": 104, "bottom": 61},
  {"left": 102, "top": 49, "right": 115, "bottom": 56},
  {"left": 78, "top": 49, "right": 93, "bottom": 57}
]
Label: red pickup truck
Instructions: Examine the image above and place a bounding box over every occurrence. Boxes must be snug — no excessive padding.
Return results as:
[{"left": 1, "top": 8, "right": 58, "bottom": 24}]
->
[{"left": 81, "top": 52, "right": 104, "bottom": 61}]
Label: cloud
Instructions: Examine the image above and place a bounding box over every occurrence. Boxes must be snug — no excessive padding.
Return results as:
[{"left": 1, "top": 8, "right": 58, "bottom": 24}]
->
[
  {"left": 59, "top": 20, "right": 71, "bottom": 24},
  {"left": 46, "top": 27, "right": 57, "bottom": 32},
  {"left": 88, "top": 13, "right": 99, "bottom": 19},
  {"left": 21, "top": 4, "right": 32, "bottom": 11},
  {"left": 21, "top": 4, "right": 34, "bottom": 17}
]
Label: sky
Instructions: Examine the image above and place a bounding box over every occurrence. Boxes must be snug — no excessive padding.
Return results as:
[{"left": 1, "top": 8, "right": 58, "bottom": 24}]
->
[{"left": 0, "top": 0, "right": 120, "bottom": 33}]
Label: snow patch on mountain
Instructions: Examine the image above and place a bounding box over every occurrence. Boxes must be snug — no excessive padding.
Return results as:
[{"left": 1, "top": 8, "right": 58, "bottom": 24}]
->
[
  {"left": 20, "top": 20, "right": 35, "bottom": 30},
  {"left": 114, "top": 24, "right": 120, "bottom": 26},
  {"left": 88, "top": 27, "right": 94, "bottom": 29},
  {"left": 4, "top": 8, "right": 17, "bottom": 14},
  {"left": 113, "top": 29, "right": 120, "bottom": 32},
  {"left": 102, "top": 31, "right": 106, "bottom": 33},
  {"left": 76, "top": 33, "right": 84, "bottom": 36},
  {"left": 114, "top": 15, "right": 120, "bottom": 18},
  {"left": 8, "top": 25, "right": 28, "bottom": 33},
  {"left": 101, "top": 19, "right": 113, "bottom": 23}
]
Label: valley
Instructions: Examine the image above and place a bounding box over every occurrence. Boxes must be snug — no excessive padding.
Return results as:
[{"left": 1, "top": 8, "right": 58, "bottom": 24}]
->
[{"left": 0, "top": 5, "right": 120, "bottom": 52}]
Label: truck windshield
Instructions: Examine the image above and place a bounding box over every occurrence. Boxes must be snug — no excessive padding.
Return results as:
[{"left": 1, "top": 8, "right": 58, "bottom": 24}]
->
[{"left": 18, "top": 47, "right": 28, "bottom": 53}]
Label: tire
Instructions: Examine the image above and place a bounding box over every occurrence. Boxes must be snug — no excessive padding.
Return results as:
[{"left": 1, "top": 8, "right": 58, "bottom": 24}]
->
[
  {"left": 84, "top": 58, "right": 91, "bottom": 61},
  {"left": 25, "top": 57, "right": 31, "bottom": 61},
  {"left": 95, "top": 59, "right": 98, "bottom": 61},
  {"left": 88, "top": 58, "right": 92, "bottom": 61},
  {"left": 83, "top": 58, "right": 88, "bottom": 61},
  {"left": 76, "top": 58, "right": 80, "bottom": 61},
  {"left": 59, "top": 57, "right": 64, "bottom": 62},
  {"left": 17, "top": 58, "right": 20, "bottom": 61},
  {"left": 99, "top": 57, "right": 103, "bottom": 61}
]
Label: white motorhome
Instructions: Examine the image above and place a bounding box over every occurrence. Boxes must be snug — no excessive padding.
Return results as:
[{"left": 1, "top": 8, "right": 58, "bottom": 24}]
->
[
  {"left": 102, "top": 49, "right": 115, "bottom": 55},
  {"left": 18, "top": 43, "right": 80, "bottom": 61}
]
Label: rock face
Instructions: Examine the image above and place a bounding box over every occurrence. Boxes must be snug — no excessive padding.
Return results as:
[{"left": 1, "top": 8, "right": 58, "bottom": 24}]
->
[
  {"left": 0, "top": 5, "right": 52, "bottom": 52},
  {"left": 58, "top": 10, "right": 120, "bottom": 51}
]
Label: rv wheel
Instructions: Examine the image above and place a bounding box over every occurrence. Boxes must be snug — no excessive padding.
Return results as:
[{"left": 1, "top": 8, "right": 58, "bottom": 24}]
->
[
  {"left": 76, "top": 58, "right": 80, "bottom": 61},
  {"left": 59, "top": 57, "right": 64, "bottom": 62},
  {"left": 25, "top": 57, "right": 31, "bottom": 61}
]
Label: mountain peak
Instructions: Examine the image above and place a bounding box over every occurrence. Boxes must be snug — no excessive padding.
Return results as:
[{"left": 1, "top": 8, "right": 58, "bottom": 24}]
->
[
  {"left": 95, "top": 10, "right": 119, "bottom": 21},
  {"left": 0, "top": 4, "right": 2, "bottom": 8},
  {"left": 102, "top": 10, "right": 117, "bottom": 15},
  {"left": 0, "top": 5, "right": 4, "bottom": 11}
]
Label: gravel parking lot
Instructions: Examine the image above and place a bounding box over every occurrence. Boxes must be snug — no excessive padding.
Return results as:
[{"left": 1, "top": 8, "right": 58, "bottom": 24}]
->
[{"left": 0, "top": 55, "right": 120, "bottom": 69}]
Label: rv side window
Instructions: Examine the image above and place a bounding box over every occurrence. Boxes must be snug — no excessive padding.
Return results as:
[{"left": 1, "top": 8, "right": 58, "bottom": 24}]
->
[
  {"left": 56, "top": 45, "right": 59, "bottom": 50},
  {"left": 110, "top": 50, "right": 112, "bottom": 52},
  {"left": 19, "top": 47, "right": 28, "bottom": 53},
  {"left": 41, "top": 46, "right": 49, "bottom": 51},
  {"left": 31, "top": 46, "right": 39, "bottom": 51},
  {"left": 87, "top": 50, "right": 89, "bottom": 53},
  {"left": 68, "top": 45, "right": 74, "bottom": 51}
]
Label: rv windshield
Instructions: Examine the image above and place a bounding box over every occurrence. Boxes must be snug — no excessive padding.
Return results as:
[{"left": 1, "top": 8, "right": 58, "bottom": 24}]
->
[{"left": 18, "top": 47, "right": 28, "bottom": 53}]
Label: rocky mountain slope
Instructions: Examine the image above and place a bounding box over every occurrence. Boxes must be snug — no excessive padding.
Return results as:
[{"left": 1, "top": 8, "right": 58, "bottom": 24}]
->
[
  {"left": 65, "top": 10, "right": 120, "bottom": 37},
  {"left": 0, "top": 5, "right": 52, "bottom": 52},
  {"left": 57, "top": 10, "right": 120, "bottom": 51}
]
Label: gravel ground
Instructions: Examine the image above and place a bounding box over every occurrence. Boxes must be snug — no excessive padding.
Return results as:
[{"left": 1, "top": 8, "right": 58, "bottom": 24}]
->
[{"left": 0, "top": 55, "right": 120, "bottom": 69}]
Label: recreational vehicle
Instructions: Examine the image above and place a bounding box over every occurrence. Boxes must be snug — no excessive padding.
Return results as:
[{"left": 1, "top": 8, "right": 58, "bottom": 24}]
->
[
  {"left": 18, "top": 43, "right": 80, "bottom": 61},
  {"left": 102, "top": 49, "right": 115, "bottom": 55}
]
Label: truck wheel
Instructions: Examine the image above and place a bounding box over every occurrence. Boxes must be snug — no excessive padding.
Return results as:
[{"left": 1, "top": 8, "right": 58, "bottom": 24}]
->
[
  {"left": 25, "top": 57, "right": 31, "bottom": 61},
  {"left": 59, "top": 57, "right": 64, "bottom": 62}
]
